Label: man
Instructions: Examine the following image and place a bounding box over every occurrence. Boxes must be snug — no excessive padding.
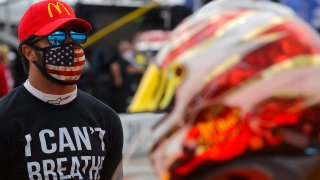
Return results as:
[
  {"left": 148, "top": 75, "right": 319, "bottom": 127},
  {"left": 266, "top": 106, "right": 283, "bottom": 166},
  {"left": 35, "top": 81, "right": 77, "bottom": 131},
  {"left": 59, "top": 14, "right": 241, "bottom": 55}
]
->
[
  {"left": 0, "top": 0, "right": 123, "bottom": 179},
  {"left": 118, "top": 40, "right": 145, "bottom": 97}
]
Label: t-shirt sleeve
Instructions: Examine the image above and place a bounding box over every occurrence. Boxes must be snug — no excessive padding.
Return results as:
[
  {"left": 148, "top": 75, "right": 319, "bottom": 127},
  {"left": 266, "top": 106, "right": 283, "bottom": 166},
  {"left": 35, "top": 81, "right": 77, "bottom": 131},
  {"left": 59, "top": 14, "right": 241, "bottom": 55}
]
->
[{"left": 100, "top": 112, "right": 124, "bottom": 180}]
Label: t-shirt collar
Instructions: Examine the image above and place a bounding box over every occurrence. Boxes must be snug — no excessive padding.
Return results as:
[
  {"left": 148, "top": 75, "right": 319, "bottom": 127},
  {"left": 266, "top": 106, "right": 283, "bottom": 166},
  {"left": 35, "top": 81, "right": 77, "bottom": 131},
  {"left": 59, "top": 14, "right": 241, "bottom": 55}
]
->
[{"left": 23, "top": 79, "right": 77, "bottom": 105}]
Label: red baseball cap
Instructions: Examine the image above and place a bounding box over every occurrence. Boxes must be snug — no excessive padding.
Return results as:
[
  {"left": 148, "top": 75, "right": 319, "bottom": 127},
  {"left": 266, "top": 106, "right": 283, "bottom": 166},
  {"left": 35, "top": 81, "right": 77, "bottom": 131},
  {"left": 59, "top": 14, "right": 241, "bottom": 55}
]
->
[{"left": 18, "top": 0, "right": 92, "bottom": 43}]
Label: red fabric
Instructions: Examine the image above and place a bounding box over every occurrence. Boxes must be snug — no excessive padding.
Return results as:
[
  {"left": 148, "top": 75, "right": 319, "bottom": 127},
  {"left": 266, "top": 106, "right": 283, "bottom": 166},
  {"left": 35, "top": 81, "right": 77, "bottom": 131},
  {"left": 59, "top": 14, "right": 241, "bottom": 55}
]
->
[{"left": 0, "top": 64, "right": 13, "bottom": 97}]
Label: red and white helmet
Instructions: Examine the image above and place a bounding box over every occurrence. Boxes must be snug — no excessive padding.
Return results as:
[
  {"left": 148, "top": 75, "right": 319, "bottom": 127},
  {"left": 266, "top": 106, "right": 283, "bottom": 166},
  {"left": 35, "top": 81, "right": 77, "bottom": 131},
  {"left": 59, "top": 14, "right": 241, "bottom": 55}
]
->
[{"left": 129, "top": 0, "right": 320, "bottom": 179}]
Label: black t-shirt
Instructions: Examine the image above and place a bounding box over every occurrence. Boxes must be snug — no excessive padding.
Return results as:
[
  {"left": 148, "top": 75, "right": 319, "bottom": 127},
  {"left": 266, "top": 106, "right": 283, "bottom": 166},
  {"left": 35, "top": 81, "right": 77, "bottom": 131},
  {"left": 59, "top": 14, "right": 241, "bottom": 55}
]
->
[{"left": 0, "top": 86, "right": 123, "bottom": 180}]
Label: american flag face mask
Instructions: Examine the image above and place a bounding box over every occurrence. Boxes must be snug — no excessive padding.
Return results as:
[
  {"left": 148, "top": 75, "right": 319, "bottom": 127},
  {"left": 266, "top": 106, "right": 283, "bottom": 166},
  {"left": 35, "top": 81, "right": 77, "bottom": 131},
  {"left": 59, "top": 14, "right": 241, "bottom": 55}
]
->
[{"left": 32, "top": 42, "right": 85, "bottom": 85}]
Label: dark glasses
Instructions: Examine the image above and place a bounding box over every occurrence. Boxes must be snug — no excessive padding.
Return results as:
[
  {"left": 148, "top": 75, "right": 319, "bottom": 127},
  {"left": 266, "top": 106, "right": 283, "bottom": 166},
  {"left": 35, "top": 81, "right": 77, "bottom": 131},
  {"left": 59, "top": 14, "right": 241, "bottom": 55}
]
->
[{"left": 47, "top": 30, "right": 87, "bottom": 46}]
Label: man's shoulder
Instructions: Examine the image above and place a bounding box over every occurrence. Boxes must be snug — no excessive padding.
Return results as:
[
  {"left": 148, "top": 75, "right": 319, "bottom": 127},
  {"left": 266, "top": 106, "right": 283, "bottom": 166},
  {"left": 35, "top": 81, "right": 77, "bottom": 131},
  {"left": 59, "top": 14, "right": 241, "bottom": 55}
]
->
[
  {"left": 0, "top": 86, "right": 25, "bottom": 118},
  {"left": 0, "top": 86, "right": 23, "bottom": 104}
]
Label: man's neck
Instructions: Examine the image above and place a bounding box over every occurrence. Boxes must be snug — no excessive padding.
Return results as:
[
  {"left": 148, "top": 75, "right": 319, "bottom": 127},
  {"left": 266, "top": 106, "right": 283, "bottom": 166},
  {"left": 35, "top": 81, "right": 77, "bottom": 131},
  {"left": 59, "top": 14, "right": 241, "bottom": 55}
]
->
[{"left": 24, "top": 79, "right": 77, "bottom": 105}]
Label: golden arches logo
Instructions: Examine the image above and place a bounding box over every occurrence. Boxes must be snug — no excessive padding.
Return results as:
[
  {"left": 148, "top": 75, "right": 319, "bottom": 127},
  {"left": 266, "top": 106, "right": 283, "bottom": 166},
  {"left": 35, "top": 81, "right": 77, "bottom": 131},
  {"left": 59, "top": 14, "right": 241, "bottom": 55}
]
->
[{"left": 47, "top": 2, "right": 70, "bottom": 18}]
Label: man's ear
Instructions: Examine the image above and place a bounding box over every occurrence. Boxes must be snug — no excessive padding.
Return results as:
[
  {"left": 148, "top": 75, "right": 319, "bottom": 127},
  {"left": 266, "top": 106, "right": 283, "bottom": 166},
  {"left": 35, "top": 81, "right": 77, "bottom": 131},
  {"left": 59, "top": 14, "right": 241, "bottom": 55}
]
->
[{"left": 21, "top": 44, "right": 36, "bottom": 62}]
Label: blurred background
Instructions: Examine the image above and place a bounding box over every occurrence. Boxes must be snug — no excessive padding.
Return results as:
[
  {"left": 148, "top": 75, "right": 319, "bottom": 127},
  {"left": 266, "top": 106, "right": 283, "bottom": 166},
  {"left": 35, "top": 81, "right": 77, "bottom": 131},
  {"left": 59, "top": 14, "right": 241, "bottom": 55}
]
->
[{"left": 1, "top": 0, "right": 320, "bottom": 179}]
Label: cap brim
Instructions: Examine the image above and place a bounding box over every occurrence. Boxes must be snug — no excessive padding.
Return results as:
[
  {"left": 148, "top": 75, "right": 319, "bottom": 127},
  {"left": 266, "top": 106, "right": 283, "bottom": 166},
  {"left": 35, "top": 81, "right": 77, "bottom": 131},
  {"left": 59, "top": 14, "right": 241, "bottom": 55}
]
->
[{"left": 34, "top": 17, "right": 92, "bottom": 36}]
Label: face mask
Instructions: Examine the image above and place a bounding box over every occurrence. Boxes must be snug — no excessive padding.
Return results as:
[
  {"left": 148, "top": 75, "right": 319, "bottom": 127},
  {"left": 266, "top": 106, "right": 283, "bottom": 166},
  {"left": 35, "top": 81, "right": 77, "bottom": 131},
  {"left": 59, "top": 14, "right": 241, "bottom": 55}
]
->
[
  {"left": 32, "top": 42, "right": 85, "bottom": 85},
  {"left": 123, "top": 50, "right": 134, "bottom": 62}
]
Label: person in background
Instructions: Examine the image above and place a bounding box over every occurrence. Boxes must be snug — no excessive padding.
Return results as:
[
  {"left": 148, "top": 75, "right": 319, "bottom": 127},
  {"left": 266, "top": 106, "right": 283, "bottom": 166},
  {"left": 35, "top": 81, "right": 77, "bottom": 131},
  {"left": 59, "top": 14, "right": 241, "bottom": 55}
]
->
[
  {"left": 106, "top": 48, "right": 129, "bottom": 113},
  {"left": 119, "top": 40, "right": 144, "bottom": 70},
  {"left": 0, "top": 44, "right": 13, "bottom": 98},
  {"left": 118, "top": 40, "right": 145, "bottom": 97},
  {"left": 0, "top": 0, "right": 123, "bottom": 179}
]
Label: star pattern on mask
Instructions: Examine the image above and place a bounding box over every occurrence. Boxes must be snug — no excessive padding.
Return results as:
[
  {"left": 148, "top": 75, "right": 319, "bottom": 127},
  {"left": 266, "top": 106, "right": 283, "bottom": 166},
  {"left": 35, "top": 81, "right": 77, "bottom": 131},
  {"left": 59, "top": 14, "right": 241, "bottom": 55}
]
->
[{"left": 45, "top": 46, "right": 74, "bottom": 67}]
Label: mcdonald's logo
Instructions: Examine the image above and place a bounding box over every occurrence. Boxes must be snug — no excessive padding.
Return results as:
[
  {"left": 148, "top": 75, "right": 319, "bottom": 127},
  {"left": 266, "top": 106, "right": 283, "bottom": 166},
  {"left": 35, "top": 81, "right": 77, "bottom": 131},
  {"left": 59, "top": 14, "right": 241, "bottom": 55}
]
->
[{"left": 47, "top": 2, "right": 71, "bottom": 18}]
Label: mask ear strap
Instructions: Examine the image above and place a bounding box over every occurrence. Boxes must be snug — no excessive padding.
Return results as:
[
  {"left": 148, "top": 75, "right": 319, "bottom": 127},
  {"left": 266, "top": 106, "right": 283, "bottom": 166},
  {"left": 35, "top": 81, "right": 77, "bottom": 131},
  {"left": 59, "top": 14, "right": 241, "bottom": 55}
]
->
[
  {"left": 30, "top": 45, "right": 43, "bottom": 51},
  {"left": 28, "top": 44, "right": 48, "bottom": 56}
]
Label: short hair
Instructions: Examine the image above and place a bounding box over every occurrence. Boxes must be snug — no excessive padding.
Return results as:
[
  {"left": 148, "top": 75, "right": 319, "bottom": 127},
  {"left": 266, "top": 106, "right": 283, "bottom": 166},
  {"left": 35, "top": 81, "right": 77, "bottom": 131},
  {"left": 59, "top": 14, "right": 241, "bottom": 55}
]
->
[{"left": 17, "top": 35, "right": 41, "bottom": 75}]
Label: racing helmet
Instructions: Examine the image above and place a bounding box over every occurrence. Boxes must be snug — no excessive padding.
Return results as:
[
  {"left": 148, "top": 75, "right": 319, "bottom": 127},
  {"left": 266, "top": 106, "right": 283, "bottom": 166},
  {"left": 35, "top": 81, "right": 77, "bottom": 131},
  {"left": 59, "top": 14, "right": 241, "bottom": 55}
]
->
[{"left": 129, "top": 0, "right": 320, "bottom": 179}]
